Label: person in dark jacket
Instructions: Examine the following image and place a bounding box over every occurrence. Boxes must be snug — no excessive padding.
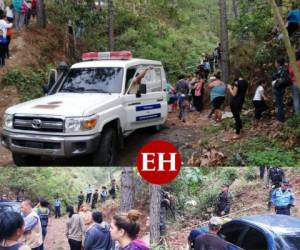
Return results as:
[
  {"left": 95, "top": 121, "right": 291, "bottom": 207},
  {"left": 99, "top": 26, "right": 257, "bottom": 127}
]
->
[
  {"left": 77, "top": 191, "right": 84, "bottom": 212},
  {"left": 91, "top": 189, "right": 99, "bottom": 209},
  {"left": 84, "top": 211, "right": 112, "bottom": 250},
  {"left": 216, "top": 184, "right": 231, "bottom": 216},
  {"left": 176, "top": 75, "right": 190, "bottom": 122},
  {"left": 272, "top": 58, "right": 289, "bottom": 123},
  {"left": 227, "top": 69, "right": 248, "bottom": 140}
]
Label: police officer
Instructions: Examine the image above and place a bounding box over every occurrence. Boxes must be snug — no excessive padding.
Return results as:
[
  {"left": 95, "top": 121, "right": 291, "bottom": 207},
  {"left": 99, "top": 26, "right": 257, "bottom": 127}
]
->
[
  {"left": 216, "top": 184, "right": 231, "bottom": 216},
  {"left": 271, "top": 180, "right": 295, "bottom": 215}
]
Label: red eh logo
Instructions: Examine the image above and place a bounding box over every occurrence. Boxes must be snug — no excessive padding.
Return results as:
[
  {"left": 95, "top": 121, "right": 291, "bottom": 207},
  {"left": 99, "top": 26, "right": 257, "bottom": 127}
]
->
[{"left": 136, "top": 140, "right": 182, "bottom": 185}]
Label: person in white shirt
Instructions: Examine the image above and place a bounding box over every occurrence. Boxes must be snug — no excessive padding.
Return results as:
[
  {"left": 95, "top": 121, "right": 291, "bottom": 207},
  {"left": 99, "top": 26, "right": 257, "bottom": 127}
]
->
[
  {"left": 0, "top": 11, "right": 13, "bottom": 38},
  {"left": 6, "top": 5, "right": 14, "bottom": 23},
  {"left": 253, "top": 80, "right": 269, "bottom": 124}
]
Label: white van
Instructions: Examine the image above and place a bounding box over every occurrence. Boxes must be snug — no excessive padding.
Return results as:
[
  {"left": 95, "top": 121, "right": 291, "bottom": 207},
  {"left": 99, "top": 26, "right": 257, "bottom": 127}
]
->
[{"left": 1, "top": 51, "right": 168, "bottom": 166}]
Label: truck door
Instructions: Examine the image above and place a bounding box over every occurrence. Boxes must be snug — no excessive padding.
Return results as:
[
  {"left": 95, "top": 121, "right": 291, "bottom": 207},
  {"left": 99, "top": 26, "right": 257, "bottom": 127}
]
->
[{"left": 123, "top": 66, "right": 166, "bottom": 131}]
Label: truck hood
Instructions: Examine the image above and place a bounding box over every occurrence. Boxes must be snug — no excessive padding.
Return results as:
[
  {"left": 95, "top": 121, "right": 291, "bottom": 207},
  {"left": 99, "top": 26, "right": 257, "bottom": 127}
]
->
[{"left": 5, "top": 93, "right": 120, "bottom": 117}]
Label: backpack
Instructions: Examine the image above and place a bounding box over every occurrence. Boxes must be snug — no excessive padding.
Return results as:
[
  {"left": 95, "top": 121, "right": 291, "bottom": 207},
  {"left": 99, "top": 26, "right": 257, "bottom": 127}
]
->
[
  {"left": 37, "top": 208, "right": 49, "bottom": 227},
  {"left": 269, "top": 167, "right": 284, "bottom": 185},
  {"left": 274, "top": 68, "right": 292, "bottom": 89}
]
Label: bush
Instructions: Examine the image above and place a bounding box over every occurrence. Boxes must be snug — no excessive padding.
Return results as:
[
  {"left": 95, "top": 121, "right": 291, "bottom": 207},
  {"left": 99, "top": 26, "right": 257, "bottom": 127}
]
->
[
  {"left": 1, "top": 68, "right": 46, "bottom": 101},
  {"left": 220, "top": 167, "right": 238, "bottom": 184},
  {"left": 197, "top": 185, "right": 220, "bottom": 212},
  {"left": 244, "top": 167, "right": 258, "bottom": 181}
]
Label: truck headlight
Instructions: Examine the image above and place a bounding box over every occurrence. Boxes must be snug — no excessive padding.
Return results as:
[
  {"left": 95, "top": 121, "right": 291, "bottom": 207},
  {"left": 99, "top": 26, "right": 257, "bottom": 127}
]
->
[
  {"left": 3, "top": 114, "right": 13, "bottom": 128},
  {"left": 65, "top": 115, "right": 98, "bottom": 133}
]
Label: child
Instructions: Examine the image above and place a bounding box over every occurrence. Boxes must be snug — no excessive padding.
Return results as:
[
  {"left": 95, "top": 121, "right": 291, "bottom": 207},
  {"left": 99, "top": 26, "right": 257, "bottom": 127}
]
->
[
  {"left": 0, "top": 29, "right": 8, "bottom": 66},
  {"left": 253, "top": 80, "right": 268, "bottom": 125}
]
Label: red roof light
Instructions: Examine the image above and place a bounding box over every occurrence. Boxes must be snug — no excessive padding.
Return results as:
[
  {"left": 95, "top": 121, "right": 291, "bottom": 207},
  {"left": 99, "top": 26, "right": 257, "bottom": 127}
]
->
[{"left": 82, "top": 51, "right": 132, "bottom": 61}]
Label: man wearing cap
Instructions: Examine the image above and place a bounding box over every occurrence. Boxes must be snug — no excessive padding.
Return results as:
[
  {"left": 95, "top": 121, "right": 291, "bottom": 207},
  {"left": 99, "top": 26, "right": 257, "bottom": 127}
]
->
[
  {"left": 216, "top": 184, "right": 232, "bottom": 216},
  {"left": 271, "top": 180, "right": 295, "bottom": 215},
  {"left": 194, "top": 217, "right": 234, "bottom": 250}
]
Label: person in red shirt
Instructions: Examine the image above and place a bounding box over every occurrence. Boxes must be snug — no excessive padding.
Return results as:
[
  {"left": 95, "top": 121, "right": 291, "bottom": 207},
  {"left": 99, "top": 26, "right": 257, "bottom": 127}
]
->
[{"left": 288, "top": 50, "right": 300, "bottom": 114}]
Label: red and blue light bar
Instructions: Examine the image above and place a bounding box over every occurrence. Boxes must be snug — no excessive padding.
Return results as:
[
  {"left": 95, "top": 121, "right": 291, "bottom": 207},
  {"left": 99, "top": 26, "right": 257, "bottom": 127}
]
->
[{"left": 82, "top": 51, "right": 132, "bottom": 61}]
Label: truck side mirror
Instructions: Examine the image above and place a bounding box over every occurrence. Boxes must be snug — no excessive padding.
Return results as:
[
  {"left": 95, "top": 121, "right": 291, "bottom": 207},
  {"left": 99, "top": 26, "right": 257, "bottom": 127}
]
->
[{"left": 43, "top": 69, "right": 58, "bottom": 95}]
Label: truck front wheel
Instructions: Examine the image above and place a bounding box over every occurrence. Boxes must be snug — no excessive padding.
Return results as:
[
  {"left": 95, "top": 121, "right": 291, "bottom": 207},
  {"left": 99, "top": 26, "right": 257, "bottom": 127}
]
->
[
  {"left": 93, "top": 128, "right": 117, "bottom": 166},
  {"left": 12, "top": 153, "right": 41, "bottom": 166}
]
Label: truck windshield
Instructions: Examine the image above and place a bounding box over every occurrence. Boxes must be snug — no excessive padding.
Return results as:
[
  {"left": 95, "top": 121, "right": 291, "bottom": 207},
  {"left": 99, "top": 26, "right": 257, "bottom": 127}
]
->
[{"left": 60, "top": 67, "right": 124, "bottom": 94}]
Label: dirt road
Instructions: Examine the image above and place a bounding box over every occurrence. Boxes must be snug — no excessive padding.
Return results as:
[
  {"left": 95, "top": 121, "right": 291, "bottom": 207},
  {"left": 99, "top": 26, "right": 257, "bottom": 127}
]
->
[
  {"left": 44, "top": 217, "right": 69, "bottom": 250},
  {"left": 0, "top": 111, "right": 211, "bottom": 166}
]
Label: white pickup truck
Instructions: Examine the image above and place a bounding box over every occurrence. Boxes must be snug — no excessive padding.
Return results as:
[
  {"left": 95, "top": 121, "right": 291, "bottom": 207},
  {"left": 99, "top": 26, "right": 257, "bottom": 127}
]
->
[{"left": 1, "top": 51, "right": 168, "bottom": 166}]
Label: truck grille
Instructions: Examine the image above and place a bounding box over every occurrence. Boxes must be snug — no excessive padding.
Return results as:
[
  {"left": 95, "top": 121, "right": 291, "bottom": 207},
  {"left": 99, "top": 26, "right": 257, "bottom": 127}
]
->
[
  {"left": 13, "top": 116, "right": 64, "bottom": 132},
  {"left": 12, "top": 139, "right": 61, "bottom": 150}
]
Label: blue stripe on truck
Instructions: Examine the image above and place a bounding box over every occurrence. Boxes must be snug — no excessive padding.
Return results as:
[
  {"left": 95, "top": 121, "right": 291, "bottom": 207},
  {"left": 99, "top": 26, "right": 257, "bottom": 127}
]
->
[
  {"left": 136, "top": 103, "right": 161, "bottom": 111},
  {"left": 136, "top": 113, "right": 161, "bottom": 121}
]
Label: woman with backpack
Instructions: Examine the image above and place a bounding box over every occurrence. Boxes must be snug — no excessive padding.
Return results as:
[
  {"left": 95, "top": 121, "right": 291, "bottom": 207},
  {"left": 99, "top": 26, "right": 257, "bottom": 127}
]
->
[
  {"left": 110, "top": 210, "right": 150, "bottom": 250},
  {"left": 34, "top": 198, "right": 50, "bottom": 241},
  {"left": 66, "top": 205, "right": 84, "bottom": 250},
  {"left": 0, "top": 211, "right": 31, "bottom": 250},
  {"left": 272, "top": 58, "right": 289, "bottom": 123}
]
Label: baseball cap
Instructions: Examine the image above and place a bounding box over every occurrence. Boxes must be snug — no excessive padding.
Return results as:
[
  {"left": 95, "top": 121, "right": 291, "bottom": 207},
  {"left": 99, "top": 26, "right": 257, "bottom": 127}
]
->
[
  {"left": 209, "top": 216, "right": 223, "bottom": 226},
  {"left": 282, "top": 180, "right": 289, "bottom": 185}
]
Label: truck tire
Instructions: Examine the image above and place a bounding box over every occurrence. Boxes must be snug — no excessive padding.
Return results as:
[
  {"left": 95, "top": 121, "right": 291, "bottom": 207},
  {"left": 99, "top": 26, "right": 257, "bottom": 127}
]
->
[
  {"left": 93, "top": 127, "right": 117, "bottom": 166},
  {"left": 12, "top": 153, "right": 41, "bottom": 166}
]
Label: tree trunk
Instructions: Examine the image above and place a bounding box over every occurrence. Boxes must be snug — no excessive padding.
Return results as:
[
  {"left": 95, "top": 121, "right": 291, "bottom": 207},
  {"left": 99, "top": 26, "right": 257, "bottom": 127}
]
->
[
  {"left": 37, "top": 0, "right": 46, "bottom": 28},
  {"left": 269, "top": 0, "right": 300, "bottom": 89},
  {"left": 120, "top": 167, "right": 135, "bottom": 212},
  {"left": 232, "top": 0, "right": 240, "bottom": 19},
  {"left": 219, "top": 0, "right": 230, "bottom": 83},
  {"left": 150, "top": 184, "right": 161, "bottom": 247},
  {"left": 108, "top": 0, "right": 114, "bottom": 50}
]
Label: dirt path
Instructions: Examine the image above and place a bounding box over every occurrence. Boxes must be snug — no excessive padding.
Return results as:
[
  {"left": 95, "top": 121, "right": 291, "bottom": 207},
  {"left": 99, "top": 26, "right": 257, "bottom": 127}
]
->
[
  {"left": 0, "top": 111, "right": 212, "bottom": 166},
  {"left": 44, "top": 216, "right": 69, "bottom": 250}
]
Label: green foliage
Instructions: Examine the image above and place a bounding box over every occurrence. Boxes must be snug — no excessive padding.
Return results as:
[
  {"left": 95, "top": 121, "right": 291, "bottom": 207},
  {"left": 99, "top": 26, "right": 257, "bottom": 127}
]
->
[
  {"left": 203, "top": 125, "right": 223, "bottom": 134},
  {"left": 197, "top": 184, "right": 220, "bottom": 212},
  {"left": 219, "top": 167, "right": 238, "bottom": 184},
  {"left": 282, "top": 114, "right": 300, "bottom": 146},
  {"left": 0, "top": 167, "right": 120, "bottom": 210},
  {"left": 1, "top": 68, "right": 46, "bottom": 101},
  {"left": 244, "top": 167, "right": 258, "bottom": 181},
  {"left": 229, "top": 1, "right": 274, "bottom": 41},
  {"left": 243, "top": 137, "right": 300, "bottom": 166},
  {"left": 47, "top": 0, "right": 219, "bottom": 82}
]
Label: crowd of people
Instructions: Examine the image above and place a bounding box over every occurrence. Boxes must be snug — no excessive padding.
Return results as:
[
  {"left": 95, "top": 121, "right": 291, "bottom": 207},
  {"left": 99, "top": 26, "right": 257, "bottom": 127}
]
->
[
  {"left": 0, "top": 0, "right": 37, "bottom": 67},
  {"left": 167, "top": 48, "right": 300, "bottom": 141},
  {"left": 0, "top": 199, "right": 149, "bottom": 250},
  {"left": 168, "top": 58, "right": 248, "bottom": 140}
]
